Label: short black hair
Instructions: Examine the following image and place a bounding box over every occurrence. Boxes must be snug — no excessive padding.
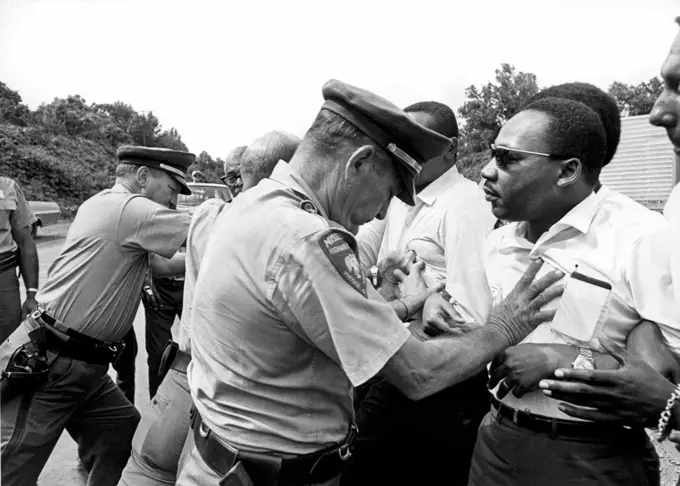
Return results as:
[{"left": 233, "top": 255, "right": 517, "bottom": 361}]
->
[
  {"left": 521, "top": 97, "right": 606, "bottom": 184},
  {"left": 404, "top": 101, "right": 459, "bottom": 139},
  {"left": 525, "top": 83, "right": 620, "bottom": 166}
]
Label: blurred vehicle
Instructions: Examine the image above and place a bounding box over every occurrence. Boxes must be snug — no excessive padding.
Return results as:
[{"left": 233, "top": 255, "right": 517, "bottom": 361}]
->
[
  {"left": 177, "top": 183, "right": 233, "bottom": 214},
  {"left": 28, "top": 201, "right": 61, "bottom": 238}
]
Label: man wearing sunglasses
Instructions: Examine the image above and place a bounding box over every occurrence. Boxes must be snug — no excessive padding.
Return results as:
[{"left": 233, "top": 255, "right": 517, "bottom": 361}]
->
[{"left": 468, "top": 97, "right": 669, "bottom": 485}]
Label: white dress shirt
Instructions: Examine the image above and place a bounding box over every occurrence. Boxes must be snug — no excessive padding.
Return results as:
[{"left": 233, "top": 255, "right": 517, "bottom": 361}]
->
[
  {"left": 357, "top": 165, "right": 496, "bottom": 326},
  {"left": 484, "top": 186, "right": 668, "bottom": 419}
]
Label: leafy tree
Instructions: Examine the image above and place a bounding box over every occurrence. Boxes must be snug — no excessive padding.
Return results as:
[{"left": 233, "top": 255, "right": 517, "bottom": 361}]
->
[
  {"left": 456, "top": 63, "right": 539, "bottom": 181},
  {"left": 0, "top": 82, "right": 32, "bottom": 126},
  {"left": 608, "top": 78, "right": 663, "bottom": 116},
  {"left": 155, "top": 127, "right": 188, "bottom": 151}
]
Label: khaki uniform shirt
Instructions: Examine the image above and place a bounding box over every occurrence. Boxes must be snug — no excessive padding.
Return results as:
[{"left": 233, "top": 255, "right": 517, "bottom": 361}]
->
[
  {"left": 0, "top": 177, "right": 36, "bottom": 254},
  {"left": 188, "top": 162, "right": 410, "bottom": 455},
  {"left": 38, "top": 184, "right": 190, "bottom": 343}
]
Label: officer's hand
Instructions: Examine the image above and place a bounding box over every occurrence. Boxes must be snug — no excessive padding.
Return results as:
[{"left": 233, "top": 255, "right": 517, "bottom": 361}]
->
[
  {"left": 393, "top": 259, "right": 444, "bottom": 319},
  {"left": 421, "top": 292, "right": 467, "bottom": 337},
  {"left": 21, "top": 295, "right": 38, "bottom": 319},
  {"left": 141, "top": 277, "right": 161, "bottom": 310},
  {"left": 489, "top": 344, "right": 572, "bottom": 399},
  {"left": 486, "top": 258, "right": 564, "bottom": 347},
  {"left": 539, "top": 337, "right": 676, "bottom": 427},
  {"left": 377, "top": 250, "right": 417, "bottom": 301}
]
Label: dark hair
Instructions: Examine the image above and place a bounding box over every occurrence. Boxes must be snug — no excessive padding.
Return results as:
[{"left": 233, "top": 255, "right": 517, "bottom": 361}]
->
[
  {"left": 404, "top": 101, "right": 459, "bottom": 139},
  {"left": 521, "top": 97, "right": 606, "bottom": 184},
  {"left": 524, "top": 83, "right": 620, "bottom": 166}
]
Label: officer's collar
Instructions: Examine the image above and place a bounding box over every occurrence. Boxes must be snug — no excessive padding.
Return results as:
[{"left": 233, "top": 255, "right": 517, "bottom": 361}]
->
[{"left": 269, "top": 161, "right": 329, "bottom": 220}]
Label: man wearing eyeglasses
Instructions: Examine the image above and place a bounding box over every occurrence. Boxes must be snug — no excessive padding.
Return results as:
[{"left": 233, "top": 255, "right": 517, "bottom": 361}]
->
[
  {"left": 467, "top": 97, "right": 668, "bottom": 485},
  {"left": 221, "top": 145, "right": 248, "bottom": 197}
]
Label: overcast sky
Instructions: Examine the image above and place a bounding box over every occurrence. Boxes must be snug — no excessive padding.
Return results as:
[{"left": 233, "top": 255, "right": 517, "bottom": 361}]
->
[{"left": 1, "top": 0, "right": 678, "bottom": 158}]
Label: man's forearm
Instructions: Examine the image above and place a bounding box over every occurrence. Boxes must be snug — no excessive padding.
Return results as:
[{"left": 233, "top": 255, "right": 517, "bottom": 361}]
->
[
  {"left": 18, "top": 240, "right": 39, "bottom": 290},
  {"left": 149, "top": 253, "right": 186, "bottom": 278},
  {"left": 383, "top": 324, "right": 511, "bottom": 400}
]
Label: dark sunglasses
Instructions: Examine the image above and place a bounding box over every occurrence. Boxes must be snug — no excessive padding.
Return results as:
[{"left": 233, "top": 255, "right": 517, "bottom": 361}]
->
[
  {"left": 490, "top": 143, "right": 572, "bottom": 166},
  {"left": 220, "top": 173, "right": 242, "bottom": 187}
]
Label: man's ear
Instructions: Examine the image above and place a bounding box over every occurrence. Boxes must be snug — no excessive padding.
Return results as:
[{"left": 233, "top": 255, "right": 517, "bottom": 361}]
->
[
  {"left": 445, "top": 137, "right": 458, "bottom": 161},
  {"left": 136, "top": 166, "right": 150, "bottom": 188},
  {"left": 557, "top": 157, "right": 583, "bottom": 188},
  {"left": 344, "top": 145, "right": 376, "bottom": 180}
]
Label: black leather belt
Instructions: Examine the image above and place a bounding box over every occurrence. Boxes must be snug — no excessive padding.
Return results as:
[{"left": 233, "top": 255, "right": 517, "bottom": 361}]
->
[
  {"left": 154, "top": 277, "right": 185, "bottom": 289},
  {"left": 190, "top": 407, "right": 356, "bottom": 485},
  {"left": 171, "top": 348, "right": 191, "bottom": 374},
  {"left": 33, "top": 310, "right": 125, "bottom": 366},
  {"left": 491, "top": 396, "right": 639, "bottom": 439}
]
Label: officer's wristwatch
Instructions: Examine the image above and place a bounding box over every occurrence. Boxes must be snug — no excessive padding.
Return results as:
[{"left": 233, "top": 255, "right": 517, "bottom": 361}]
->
[{"left": 572, "top": 347, "right": 595, "bottom": 370}]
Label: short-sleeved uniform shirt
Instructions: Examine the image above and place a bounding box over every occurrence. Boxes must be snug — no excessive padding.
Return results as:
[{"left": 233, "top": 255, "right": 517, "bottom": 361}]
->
[
  {"left": 38, "top": 184, "right": 190, "bottom": 343},
  {"left": 178, "top": 198, "right": 228, "bottom": 354},
  {"left": 188, "top": 162, "right": 411, "bottom": 455},
  {"left": 0, "top": 177, "right": 36, "bottom": 254},
  {"left": 485, "top": 186, "right": 668, "bottom": 418}
]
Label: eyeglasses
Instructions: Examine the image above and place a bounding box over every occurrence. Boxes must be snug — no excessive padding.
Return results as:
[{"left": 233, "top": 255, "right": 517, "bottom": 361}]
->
[
  {"left": 220, "top": 173, "right": 242, "bottom": 187},
  {"left": 490, "top": 143, "right": 572, "bottom": 166}
]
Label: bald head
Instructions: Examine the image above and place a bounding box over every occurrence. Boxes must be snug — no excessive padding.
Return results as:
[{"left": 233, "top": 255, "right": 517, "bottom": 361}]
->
[{"left": 241, "top": 131, "right": 301, "bottom": 190}]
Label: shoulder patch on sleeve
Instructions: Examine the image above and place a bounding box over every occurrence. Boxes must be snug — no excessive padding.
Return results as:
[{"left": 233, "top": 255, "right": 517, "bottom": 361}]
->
[{"left": 317, "top": 228, "right": 366, "bottom": 297}]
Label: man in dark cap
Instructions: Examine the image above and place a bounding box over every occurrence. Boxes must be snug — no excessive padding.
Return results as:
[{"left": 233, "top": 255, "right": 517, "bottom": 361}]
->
[
  {"left": 0, "top": 146, "right": 194, "bottom": 486},
  {"left": 175, "top": 79, "right": 564, "bottom": 486}
]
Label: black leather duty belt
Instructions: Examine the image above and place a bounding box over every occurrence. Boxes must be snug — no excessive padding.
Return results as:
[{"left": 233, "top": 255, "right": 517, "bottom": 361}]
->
[
  {"left": 31, "top": 309, "right": 126, "bottom": 366},
  {"left": 491, "top": 396, "right": 641, "bottom": 439},
  {"left": 159, "top": 340, "right": 191, "bottom": 378},
  {"left": 190, "top": 407, "right": 357, "bottom": 485}
]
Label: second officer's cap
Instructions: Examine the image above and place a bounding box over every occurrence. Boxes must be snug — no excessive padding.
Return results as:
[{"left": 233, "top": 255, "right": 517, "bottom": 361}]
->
[
  {"left": 116, "top": 145, "right": 196, "bottom": 195},
  {"left": 321, "top": 79, "right": 452, "bottom": 205}
]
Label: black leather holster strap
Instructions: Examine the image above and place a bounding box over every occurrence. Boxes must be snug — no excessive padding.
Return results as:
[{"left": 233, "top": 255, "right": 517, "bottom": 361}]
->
[
  {"left": 159, "top": 341, "right": 191, "bottom": 378},
  {"left": 171, "top": 348, "right": 191, "bottom": 374},
  {"left": 491, "top": 396, "right": 642, "bottom": 439},
  {"left": 33, "top": 310, "right": 125, "bottom": 366},
  {"left": 190, "top": 407, "right": 356, "bottom": 485}
]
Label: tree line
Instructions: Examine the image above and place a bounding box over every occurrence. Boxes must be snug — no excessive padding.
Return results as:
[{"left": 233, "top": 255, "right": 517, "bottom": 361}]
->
[{"left": 0, "top": 65, "right": 663, "bottom": 187}]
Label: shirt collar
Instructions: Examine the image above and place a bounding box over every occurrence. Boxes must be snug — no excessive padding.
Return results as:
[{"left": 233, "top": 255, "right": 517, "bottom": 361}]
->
[
  {"left": 269, "top": 161, "right": 329, "bottom": 220},
  {"left": 111, "top": 183, "right": 133, "bottom": 194},
  {"left": 416, "top": 165, "right": 461, "bottom": 206}
]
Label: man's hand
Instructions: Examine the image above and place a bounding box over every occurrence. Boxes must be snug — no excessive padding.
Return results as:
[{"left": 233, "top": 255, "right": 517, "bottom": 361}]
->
[
  {"left": 421, "top": 292, "right": 468, "bottom": 337},
  {"left": 21, "top": 294, "right": 38, "bottom": 319},
  {"left": 486, "top": 258, "right": 565, "bottom": 346},
  {"left": 539, "top": 337, "right": 677, "bottom": 427},
  {"left": 489, "top": 344, "right": 574, "bottom": 398},
  {"left": 376, "top": 250, "right": 416, "bottom": 301},
  {"left": 392, "top": 259, "right": 444, "bottom": 319},
  {"left": 141, "top": 275, "right": 161, "bottom": 310}
]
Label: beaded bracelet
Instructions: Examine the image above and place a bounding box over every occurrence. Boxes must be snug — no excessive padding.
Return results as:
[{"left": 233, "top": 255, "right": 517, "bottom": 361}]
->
[{"left": 657, "top": 383, "right": 680, "bottom": 442}]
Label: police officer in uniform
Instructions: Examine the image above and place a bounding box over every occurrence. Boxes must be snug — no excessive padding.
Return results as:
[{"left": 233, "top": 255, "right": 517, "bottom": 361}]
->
[
  {"left": 176, "top": 80, "right": 565, "bottom": 486},
  {"left": 0, "top": 146, "right": 194, "bottom": 486},
  {"left": 0, "top": 176, "right": 39, "bottom": 342},
  {"left": 118, "top": 131, "right": 301, "bottom": 486}
]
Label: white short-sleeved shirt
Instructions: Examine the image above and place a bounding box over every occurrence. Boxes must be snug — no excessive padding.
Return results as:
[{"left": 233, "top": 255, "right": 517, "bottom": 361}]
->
[
  {"left": 188, "top": 162, "right": 410, "bottom": 455},
  {"left": 485, "top": 186, "right": 668, "bottom": 419},
  {"left": 178, "top": 198, "right": 228, "bottom": 354},
  {"left": 356, "top": 166, "right": 496, "bottom": 325},
  {"left": 0, "top": 177, "right": 36, "bottom": 254},
  {"left": 38, "top": 184, "right": 190, "bottom": 342}
]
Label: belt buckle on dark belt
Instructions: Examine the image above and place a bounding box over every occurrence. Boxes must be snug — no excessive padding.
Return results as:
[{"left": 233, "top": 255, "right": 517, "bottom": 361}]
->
[
  {"left": 109, "top": 341, "right": 126, "bottom": 365},
  {"left": 307, "top": 422, "right": 358, "bottom": 482}
]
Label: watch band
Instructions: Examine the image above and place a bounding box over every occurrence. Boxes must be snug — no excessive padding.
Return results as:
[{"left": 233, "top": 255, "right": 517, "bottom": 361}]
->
[{"left": 27, "top": 287, "right": 39, "bottom": 294}]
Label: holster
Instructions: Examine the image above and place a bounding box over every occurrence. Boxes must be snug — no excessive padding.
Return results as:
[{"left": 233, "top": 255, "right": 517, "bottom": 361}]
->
[
  {"left": 158, "top": 340, "right": 179, "bottom": 381},
  {"left": 0, "top": 325, "right": 56, "bottom": 402}
]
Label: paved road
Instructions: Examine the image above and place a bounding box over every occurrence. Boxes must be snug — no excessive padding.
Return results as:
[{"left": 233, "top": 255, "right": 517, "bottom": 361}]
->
[{"left": 23, "top": 225, "right": 179, "bottom": 486}]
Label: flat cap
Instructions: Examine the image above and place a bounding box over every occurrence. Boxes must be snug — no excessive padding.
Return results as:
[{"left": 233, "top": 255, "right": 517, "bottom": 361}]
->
[
  {"left": 116, "top": 145, "right": 196, "bottom": 195},
  {"left": 321, "top": 79, "right": 452, "bottom": 205}
]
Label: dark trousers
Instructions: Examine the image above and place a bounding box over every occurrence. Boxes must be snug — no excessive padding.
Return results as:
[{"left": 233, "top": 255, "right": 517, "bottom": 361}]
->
[
  {"left": 0, "top": 267, "right": 21, "bottom": 344},
  {"left": 143, "top": 277, "right": 183, "bottom": 399},
  {"left": 342, "top": 371, "right": 490, "bottom": 486},
  {"left": 1, "top": 354, "right": 141, "bottom": 486},
  {"left": 112, "top": 328, "right": 138, "bottom": 404},
  {"left": 468, "top": 408, "right": 660, "bottom": 486}
]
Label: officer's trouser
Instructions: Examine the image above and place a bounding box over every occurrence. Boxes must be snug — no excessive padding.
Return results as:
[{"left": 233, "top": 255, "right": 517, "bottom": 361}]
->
[
  {"left": 175, "top": 432, "right": 341, "bottom": 486},
  {"left": 0, "top": 266, "right": 21, "bottom": 343},
  {"left": 468, "top": 407, "right": 660, "bottom": 486},
  {"left": 113, "top": 327, "right": 138, "bottom": 404},
  {"left": 144, "top": 277, "right": 183, "bottom": 399},
  {"left": 0, "top": 320, "right": 141, "bottom": 486},
  {"left": 119, "top": 368, "right": 193, "bottom": 485}
]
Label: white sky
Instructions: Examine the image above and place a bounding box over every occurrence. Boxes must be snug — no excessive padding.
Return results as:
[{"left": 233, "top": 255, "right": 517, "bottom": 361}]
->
[{"left": 1, "top": 0, "right": 678, "bottom": 158}]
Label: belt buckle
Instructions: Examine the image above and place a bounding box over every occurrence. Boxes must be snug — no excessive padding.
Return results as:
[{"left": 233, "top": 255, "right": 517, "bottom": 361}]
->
[
  {"left": 109, "top": 341, "right": 125, "bottom": 365},
  {"left": 30, "top": 309, "right": 42, "bottom": 320},
  {"left": 338, "top": 422, "right": 358, "bottom": 461}
]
